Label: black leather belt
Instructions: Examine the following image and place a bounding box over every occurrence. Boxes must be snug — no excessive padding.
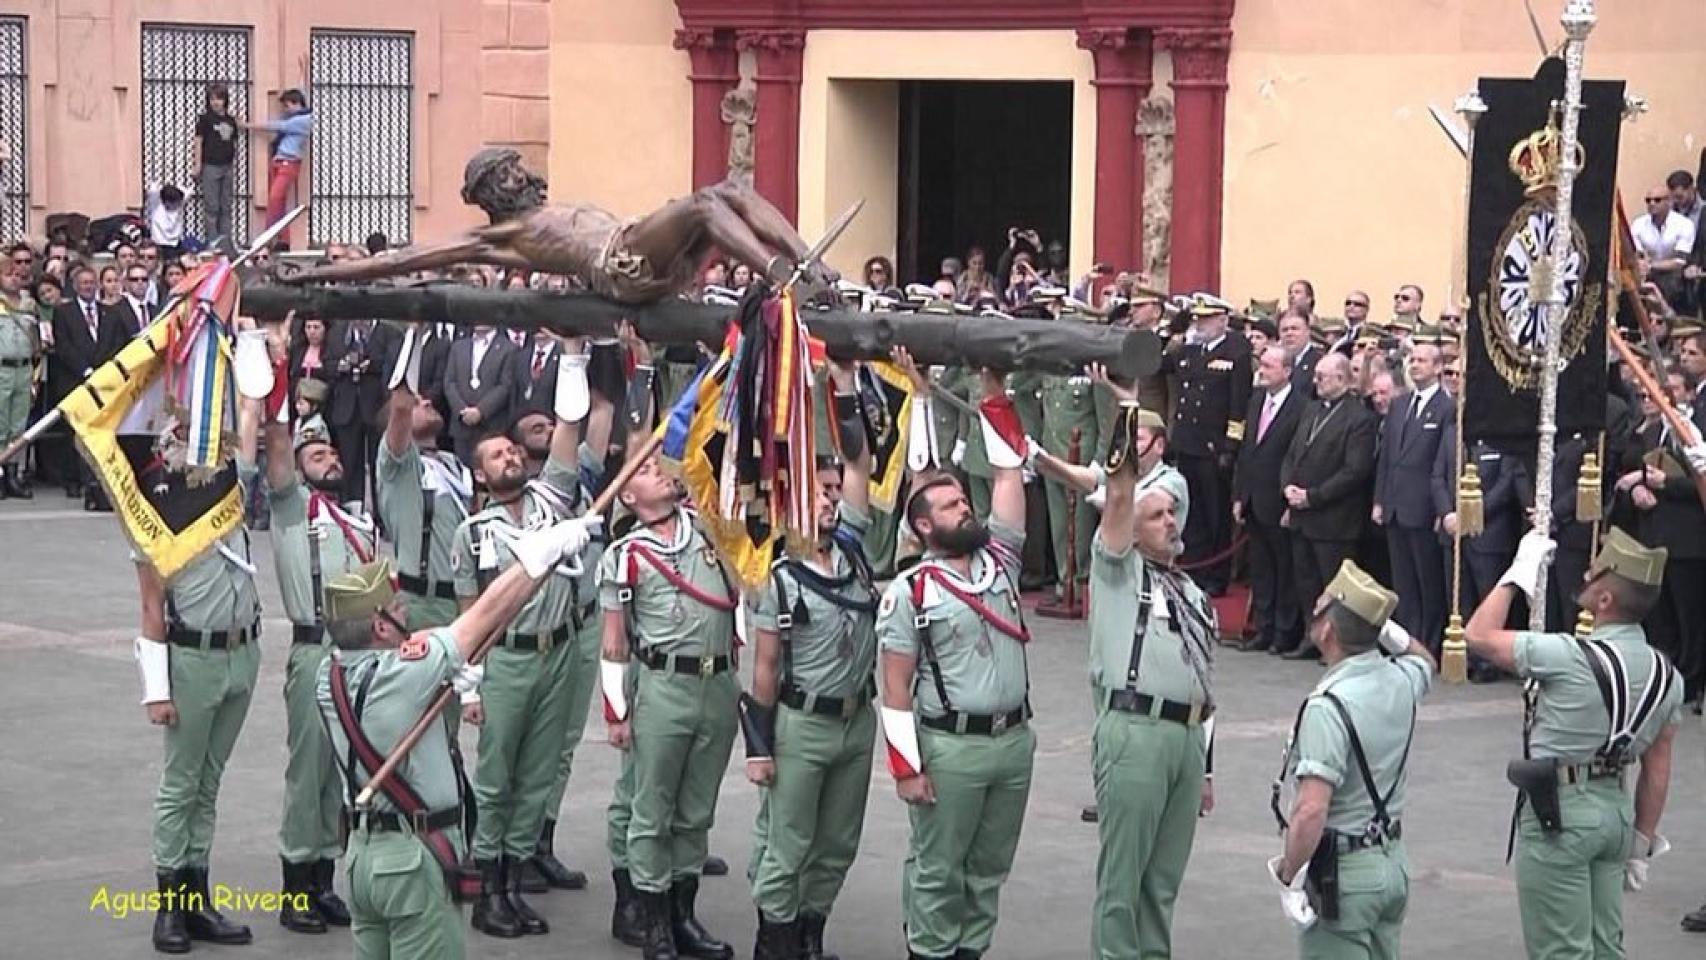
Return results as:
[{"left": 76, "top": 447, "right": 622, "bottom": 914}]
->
[
  {"left": 346, "top": 807, "right": 462, "bottom": 834},
  {"left": 1561, "top": 762, "right": 1625, "bottom": 785},
  {"left": 1106, "top": 689, "right": 1214, "bottom": 726},
  {"left": 505, "top": 624, "right": 571, "bottom": 651},
  {"left": 0, "top": 356, "right": 30, "bottom": 368},
  {"left": 166, "top": 621, "right": 258, "bottom": 650},
  {"left": 638, "top": 650, "right": 732, "bottom": 676},
  {"left": 780, "top": 682, "right": 873, "bottom": 719},
  {"left": 397, "top": 572, "right": 457, "bottom": 601},
  {"left": 1339, "top": 821, "right": 1403, "bottom": 852},
  {"left": 292, "top": 624, "right": 325, "bottom": 645},
  {"left": 919, "top": 702, "right": 1031, "bottom": 736}
]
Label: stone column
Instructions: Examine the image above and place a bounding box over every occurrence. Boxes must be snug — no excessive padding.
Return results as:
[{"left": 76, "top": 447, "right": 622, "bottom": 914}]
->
[
  {"left": 1158, "top": 26, "right": 1231, "bottom": 294},
  {"left": 1077, "top": 28, "right": 1153, "bottom": 274},
  {"left": 674, "top": 28, "right": 740, "bottom": 191},
  {"left": 738, "top": 29, "right": 806, "bottom": 225}
]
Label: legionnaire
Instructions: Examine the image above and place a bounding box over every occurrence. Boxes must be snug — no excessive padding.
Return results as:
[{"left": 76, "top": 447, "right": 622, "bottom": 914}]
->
[
  {"left": 0, "top": 259, "right": 38, "bottom": 498},
  {"left": 317, "top": 514, "right": 597, "bottom": 960},
  {"left": 449, "top": 345, "right": 597, "bottom": 939},
  {"left": 1163, "top": 293, "right": 1252, "bottom": 595},
  {"left": 1269, "top": 561, "right": 1436, "bottom": 958},
  {"left": 262, "top": 394, "right": 374, "bottom": 933},
  {"left": 1038, "top": 306, "right": 1101, "bottom": 612},
  {"left": 876, "top": 370, "right": 1032, "bottom": 960},
  {"left": 1465, "top": 528, "right": 1684, "bottom": 958},
  {"left": 743, "top": 359, "right": 880, "bottom": 960},
  {"left": 1085, "top": 369, "right": 1217, "bottom": 959}
]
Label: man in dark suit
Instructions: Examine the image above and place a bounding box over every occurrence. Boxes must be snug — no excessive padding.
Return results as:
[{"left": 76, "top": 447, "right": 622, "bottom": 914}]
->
[
  {"left": 1373, "top": 339, "right": 1454, "bottom": 653},
  {"left": 1278, "top": 352, "right": 1377, "bottom": 659},
  {"left": 1276, "top": 307, "right": 1319, "bottom": 398},
  {"left": 1232, "top": 344, "right": 1305, "bottom": 653},
  {"left": 1163, "top": 294, "right": 1252, "bottom": 595},
  {"left": 47, "top": 265, "right": 127, "bottom": 499},
  {"left": 509, "top": 330, "right": 560, "bottom": 419},
  {"left": 443, "top": 324, "right": 515, "bottom": 465},
  {"left": 1433, "top": 422, "right": 1529, "bottom": 681},
  {"left": 324, "top": 318, "right": 399, "bottom": 504},
  {"left": 1329, "top": 290, "right": 1373, "bottom": 356}
]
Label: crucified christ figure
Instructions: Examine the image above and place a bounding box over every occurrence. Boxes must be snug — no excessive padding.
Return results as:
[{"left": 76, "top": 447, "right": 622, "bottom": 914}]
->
[{"left": 285, "top": 147, "right": 836, "bottom": 303}]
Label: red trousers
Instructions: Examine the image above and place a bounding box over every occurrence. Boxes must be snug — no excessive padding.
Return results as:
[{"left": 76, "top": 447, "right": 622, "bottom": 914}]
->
[{"left": 266, "top": 157, "right": 302, "bottom": 239}]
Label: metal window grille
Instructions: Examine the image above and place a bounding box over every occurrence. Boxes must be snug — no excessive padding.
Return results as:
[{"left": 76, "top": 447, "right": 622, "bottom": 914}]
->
[
  {"left": 140, "top": 24, "right": 253, "bottom": 245},
  {"left": 0, "top": 17, "right": 28, "bottom": 242},
  {"left": 309, "top": 30, "right": 413, "bottom": 246}
]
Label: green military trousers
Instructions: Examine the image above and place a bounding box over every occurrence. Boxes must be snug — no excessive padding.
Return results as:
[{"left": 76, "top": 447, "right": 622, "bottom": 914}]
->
[
  {"left": 1298, "top": 842, "right": 1409, "bottom": 960},
  {"left": 608, "top": 749, "right": 636, "bottom": 869},
  {"left": 545, "top": 617, "right": 602, "bottom": 816},
  {"left": 749, "top": 703, "right": 877, "bottom": 921},
  {"left": 902, "top": 723, "right": 1036, "bottom": 958},
  {"left": 1092, "top": 710, "right": 1205, "bottom": 960},
  {"left": 472, "top": 638, "right": 578, "bottom": 860},
  {"left": 280, "top": 639, "right": 344, "bottom": 865},
  {"left": 346, "top": 826, "right": 465, "bottom": 960},
  {"left": 154, "top": 639, "right": 260, "bottom": 869},
  {"left": 627, "top": 666, "right": 739, "bottom": 893},
  {"left": 0, "top": 365, "right": 30, "bottom": 444},
  {"left": 1041, "top": 378, "right": 1099, "bottom": 588},
  {"left": 1515, "top": 781, "right": 1633, "bottom": 960}
]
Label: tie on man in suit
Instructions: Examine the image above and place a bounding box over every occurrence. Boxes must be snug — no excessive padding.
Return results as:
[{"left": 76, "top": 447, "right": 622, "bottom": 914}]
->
[
  {"left": 1232, "top": 345, "right": 1305, "bottom": 653},
  {"left": 1373, "top": 343, "right": 1454, "bottom": 654},
  {"left": 511, "top": 332, "right": 560, "bottom": 419},
  {"left": 1278, "top": 353, "right": 1378, "bottom": 659},
  {"left": 443, "top": 325, "right": 516, "bottom": 465}
]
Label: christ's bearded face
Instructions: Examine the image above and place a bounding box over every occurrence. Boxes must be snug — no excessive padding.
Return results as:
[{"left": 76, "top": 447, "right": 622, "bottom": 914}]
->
[{"left": 474, "top": 159, "right": 548, "bottom": 221}]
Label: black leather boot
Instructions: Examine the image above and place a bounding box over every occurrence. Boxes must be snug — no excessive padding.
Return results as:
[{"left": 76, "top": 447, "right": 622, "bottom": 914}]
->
[
  {"left": 311, "top": 858, "right": 351, "bottom": 927},
  {"left": 278, "top": 859, "right": 326, "bottom": 934},
  {"left": 5, "top": 463, "right": 31, "bottom": 499},
  {"left": 613, "top": 867, "right": 646, "bottom": 947},
  {"left": 670, "top": 876, "right": 734, "bottom": 959},
  {"left": 513, "top": 854, "right": 550, "bottom": 893},
  {"left": 503, "top": 854, "right": 549, "bottom": 935},
  {"left": 800, "top": 911, "right": 838, "bottom": 960},
  {"left": 533, "top": 817, "right": 588, "bottom": 890},
  {"left": 754, "top": 913, "right": 802, "bottom": 960},
  {"left": 470, "top": 858, "right": 522, "bottom": 938},
  {"left": 182, "top": 866, "right": 252, "bottom": 944},
  {"left": 151, "top": 869, "right": 191, "bottom": 954},
  {"left": 639, "top": 888, "right": 679, "bottom": 960}
]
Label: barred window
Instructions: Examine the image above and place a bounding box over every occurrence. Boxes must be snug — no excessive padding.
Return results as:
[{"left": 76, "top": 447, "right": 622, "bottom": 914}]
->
[
  {"left": 0, "top": 17, "right": 27, "bottom": 243},
  {"left": 309, "top": 29, "right": 413, "bottom": 247},
  {"left": 140, "top": 24, "right": 254, "bottom": 246}
]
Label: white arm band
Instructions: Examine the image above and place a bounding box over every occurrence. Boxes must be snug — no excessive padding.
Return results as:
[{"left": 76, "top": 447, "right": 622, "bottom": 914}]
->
[
  {"left": 601, "top": 659, "right": 629, "bottom": 722},
  {"left": 388, "top": 326, "right": 423, "bottom": 393},
  {"left": 881, "top": 705, "right": 923, "bottom": 779},
  {"left": 135, "top": 636, "right": 171, "bottom": 704},
  {"left": 981, "top": 413, "right": 1025, "bottom": 469},
  {"left": 907, "top": 395, "right": 938, "bottom": 472},
  {"left": 555, "top": 353, "right": 590, "bottom": 423}
]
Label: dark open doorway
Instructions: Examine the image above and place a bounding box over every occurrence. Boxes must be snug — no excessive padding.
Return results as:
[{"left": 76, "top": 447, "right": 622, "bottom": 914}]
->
[{"left": 897, "top": 80, "right": 1073, "bottom": 288}]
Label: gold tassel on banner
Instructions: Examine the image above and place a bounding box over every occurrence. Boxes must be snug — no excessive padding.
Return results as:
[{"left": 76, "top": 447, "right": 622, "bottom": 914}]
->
[
  {"left": 1441, "top": 615, "right": 1468, "bottom": 684},
  {"left": 1457, "top": 463, "right": 1485, "bottom": 537},
  {"left": 1576, "top": 450, "right": 1602, "bottom": 522}
]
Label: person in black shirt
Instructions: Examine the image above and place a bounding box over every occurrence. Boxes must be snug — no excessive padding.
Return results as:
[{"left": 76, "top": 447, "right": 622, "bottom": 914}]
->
[{"left": 192, "top": 83, "right": 240, "bottom": 247}]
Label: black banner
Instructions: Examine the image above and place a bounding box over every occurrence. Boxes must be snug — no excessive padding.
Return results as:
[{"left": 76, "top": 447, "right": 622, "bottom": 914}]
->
[{"left": 1464, "top": 58, "right": 1623, "bottom": 443}]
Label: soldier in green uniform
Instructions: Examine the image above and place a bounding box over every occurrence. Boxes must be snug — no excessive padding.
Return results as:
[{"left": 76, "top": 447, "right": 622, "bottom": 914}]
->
[
  {"left": 1085, "top": 379, "right": 1218, "bottom": 959},
  {"left": 0, "top": 260, "right": 37, "bottom": 498},
  {"left": 876, "top": 370, "right": 1032, "bottom": 960},
  {"left": 262, "top": 402, "right": 372, "bottom": 932},
  {"left": 449, "top": 352, "right": 597, "bottom": 939},
  {"left": 316, "top": 512, "right": 598, "bottom": 960},
  {"left": 1269, "top": 560, "right": 1436, "bottom": 959},
  {"left": 742, "top": 360, "right": 879, "bottom": 960},
  {"left": 1466, "top": 528, "right": 1684, "bottom": 959}
]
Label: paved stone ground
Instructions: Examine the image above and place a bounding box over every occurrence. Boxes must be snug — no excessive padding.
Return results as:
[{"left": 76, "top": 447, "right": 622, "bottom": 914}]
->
[{"left": 3, "top": 496, "right": 1704, "bottom": 959}]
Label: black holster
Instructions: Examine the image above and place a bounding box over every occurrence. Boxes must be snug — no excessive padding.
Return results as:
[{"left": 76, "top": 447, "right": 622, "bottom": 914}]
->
[
  {"left": 1506, "top": 757, "right": 1563, "bottom": 834},
  {"left": 1306, "top": 829, "right": 1341, "bottom": 922}
]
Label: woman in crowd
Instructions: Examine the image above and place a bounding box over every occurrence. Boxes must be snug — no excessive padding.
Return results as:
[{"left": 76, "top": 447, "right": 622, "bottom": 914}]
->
[
  {"left": 287, "top": 313, "right": 330, "bottom": 389},
  {"left": 863, "top": 255, "right": 902, "bottom": 298},
  {"left": 98, "top": 265, "right": 122, "bottom": 305},
  {"left": 729, "top": 261, "right": 753, "bottom": 291}
]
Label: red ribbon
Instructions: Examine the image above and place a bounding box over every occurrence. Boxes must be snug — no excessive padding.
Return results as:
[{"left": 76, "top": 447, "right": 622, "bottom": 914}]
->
[
  {"left": 910, "top": 564, "right": 1030, "bottom": 644},
  {"left": 309, "top": 492, "right": 375, "bottom": 564},
  {"left": 625, "top": 543, "right": 737, "bottom": 612}
]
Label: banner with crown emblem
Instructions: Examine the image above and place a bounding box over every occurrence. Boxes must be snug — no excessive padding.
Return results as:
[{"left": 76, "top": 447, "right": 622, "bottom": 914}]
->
[{"left": 1463, "top": 58, "right": 1622, "bottom": 443}]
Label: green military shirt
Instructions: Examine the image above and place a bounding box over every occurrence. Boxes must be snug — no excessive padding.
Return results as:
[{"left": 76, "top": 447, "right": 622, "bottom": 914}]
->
[
  {"left": 270, "top": 478, "right": 378, "bottom": 628},
  {"left": 1514, "top": 623, "right": 1684, "bottom": 763},
  {"left": 0, "top": 300, "right": 37, "bottom": 360},
  {"left": 375, "top": 441, "right": 470, "bottom": 595},
  {"left": 1290, "top": 650, "right": 1432, "bottom": 832},
  {"left": 598, "top": 509, "right": 737, "bottom": 657},
  {"left": 162, "top": 529, "right": 262, "bottom": 632},
  {"left": 1086, "top": 533, "right": 1216, "bottom": 706},
  {"left": 1042, "top": 372, "right": 1098, "bottom": 460},
  {"left": 748, "top": 502, "right": 877, "bottom": 699},
  {"left": 928, "top": 366, "right": 971, "bottom": 461},
  {"left": 316, "top": 630, "right": 466, "bottom": 854},
  {"left": 449, "top": 454, "right": 585, "bottom": 636},
  {"left": 876, "top": 521, "right": 1029, "bottom": 716}
]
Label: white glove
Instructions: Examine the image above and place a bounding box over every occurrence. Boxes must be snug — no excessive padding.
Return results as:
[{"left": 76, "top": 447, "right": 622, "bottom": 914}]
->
[
  {"left": 1498, "top": 530, "right": 1557, "bottom": 601},
  {"left": 232, "top": 329, "right": 275, "bottom": 400},
  {"left": 1267, "top": 856, "right": 1318, "bottom": 931},
  {"left": 1086, "top": 484, "right": 1108, "bottom": 511},
  {"left": 134, "top": 636, "right": 172, "bottom": 704},
  {"left": 1625, "top": 832, "right": 1671, "bottom": 892},
  {"left": 453, "top": 663, "right": 484, "bottom": 704},
  {"left": 1377, "top": 619, "right": 1413, "bottom": 657},
  {"left": 951, "top": 437, "right": 967, "bottom": 467},
  {"left": 555, "top": 353, "right": 590, "bottom": 423},
  {"left": 501, "top": 514, "right": 601, "bottom": 578}
]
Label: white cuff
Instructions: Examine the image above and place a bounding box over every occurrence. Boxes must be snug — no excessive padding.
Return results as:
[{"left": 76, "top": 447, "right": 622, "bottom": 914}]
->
[
  {"left": 981, "top": 414, "right": 1024, "bottom": 469},
  {"left": 907, "top": 396, "right": 937, "bottom": 473},
  {"left": 601, "top": 659, "right": 629, "bottom": 722},
  {"left": 135, "top": 636, "right": 171, "bottom": 704},
  {"left": 555, "top": 353, "right": 590, "bottom": 423},
  {"left": 452, "top": 663, "right": 484, "bottom": 698},
  {"left": 881, "top": 706, "right": 923, "bottom": 779},
  {"left": 388, "top": 326, "right": 423, "bottom": 393}
]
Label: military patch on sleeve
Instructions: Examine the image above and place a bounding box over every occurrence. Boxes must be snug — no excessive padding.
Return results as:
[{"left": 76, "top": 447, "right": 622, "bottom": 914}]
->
[
  {"left": 398, "top": 635, "right": 429, "bottom": 661},
  {"left": 879, "top": 592, "right": 898, "bottom": 618}
]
